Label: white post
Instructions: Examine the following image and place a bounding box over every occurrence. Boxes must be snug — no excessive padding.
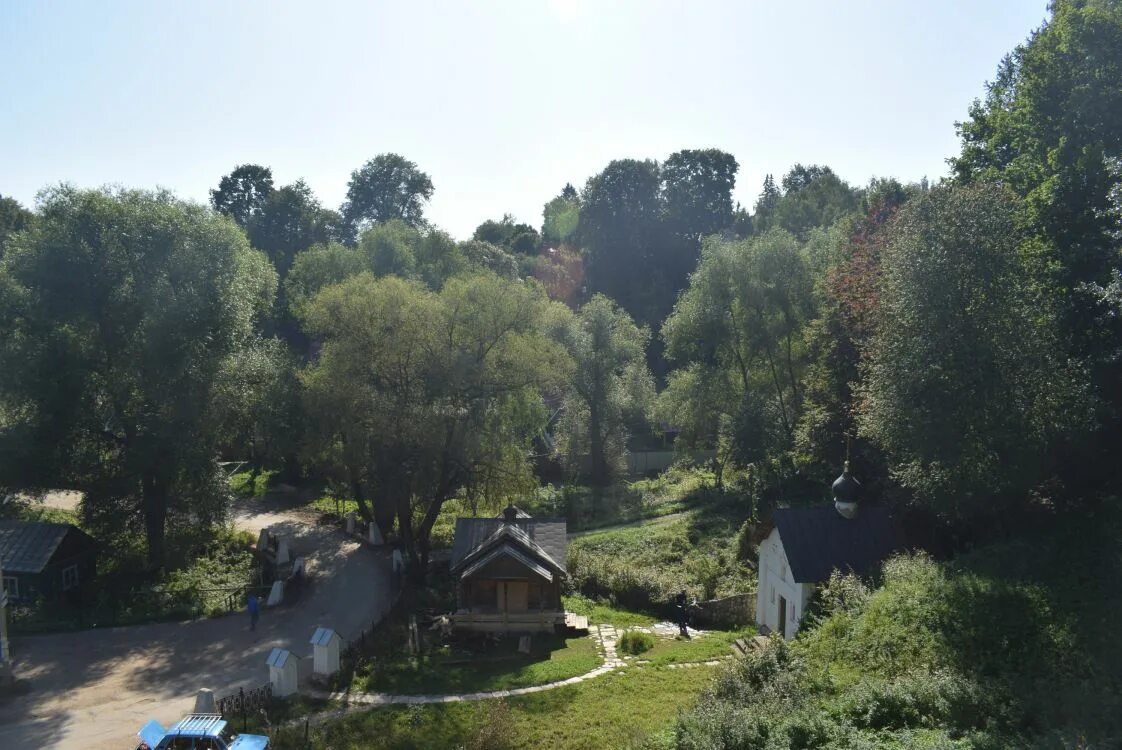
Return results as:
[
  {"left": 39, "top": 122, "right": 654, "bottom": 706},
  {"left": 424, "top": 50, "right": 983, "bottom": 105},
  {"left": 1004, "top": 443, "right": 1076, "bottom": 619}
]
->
[
  {"left": 368, "top": 524, "right": 384, "bottom": 546},
  {"left": 266, "top": 648, "right": 299, "bottom": 697},
  {"left": 266, "top": 579, "right": 285, "bottom": 607},
  {"left": 310, "top": 627, "right": 341, "bottom": 676},
  {"left": 345, "top": 511, "right": 356, "bottom": 534},
  {"left": 194, "top": 688, "right": 216, "bottom": 714},
  {"left": 275, "top": 537, "right": 291, "bottom": 565}
]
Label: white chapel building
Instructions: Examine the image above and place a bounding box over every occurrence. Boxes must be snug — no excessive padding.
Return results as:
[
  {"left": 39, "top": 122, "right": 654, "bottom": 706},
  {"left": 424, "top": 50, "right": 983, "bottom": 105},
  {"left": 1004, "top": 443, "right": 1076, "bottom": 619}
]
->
[{"left": 755, "top": 463, "right": 903, "bottom": 639}]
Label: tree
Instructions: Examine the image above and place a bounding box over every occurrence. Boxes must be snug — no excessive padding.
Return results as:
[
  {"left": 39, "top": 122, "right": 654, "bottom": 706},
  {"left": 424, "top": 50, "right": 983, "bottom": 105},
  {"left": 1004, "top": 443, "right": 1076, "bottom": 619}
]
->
[
  {"left": 659, "top": 148, "right": 739, "bottom": 308},
  {"left": 210, "top": 164, "right": 275, "bottom": 228},
  {"left": 284, "top": 242, "right": 367, "bottom": 320},
  {"left": 0, "top": 187, "right": 276, "bottom": 567},
  {"left": 579, "top": 159, "right": 664, "bottom": 324},
  {"left": 857, "top": 184, "right": 1090, "bottom": 517},
  {"left": 247, "top": 180, "right": 340, "bottom": 279},
  {"left": 299, "top": 272, "right": 570, "bottom": 573},
  {"left": 552, "top": 295, "right": 654, "bottom": 485},
  {"left": 358, "top": 219, "right": 465, "bottom": 289},
  {"left": 662, "top": 149, "right": 738, "bottom": 241},
  {"left": 473, "top": 214, "right": 541, "bottom": 255},
  {"left": 0, "top": 195, "right": 33, "bottom": 258},
  {"left": 341, "top": 154, "right": 434, "bottom": 237},
  {"left": 663, "top": 230, "right": 815, "bottom": 462},
  {"left": 752, "top": 175, "right": 781, "bottom": 233},
  {"left": 771, "top": 165, "right": 861, "bottom": 238},
  {"left": 542, "top": 191, "right": 580, "bottom": 247}
]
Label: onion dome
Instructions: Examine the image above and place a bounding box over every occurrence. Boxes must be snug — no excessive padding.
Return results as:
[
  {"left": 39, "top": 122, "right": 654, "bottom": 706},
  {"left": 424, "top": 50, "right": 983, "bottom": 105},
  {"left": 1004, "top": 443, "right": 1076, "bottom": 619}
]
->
[{"left": 832, "top": 461, "right": 861, "bottom": 519}]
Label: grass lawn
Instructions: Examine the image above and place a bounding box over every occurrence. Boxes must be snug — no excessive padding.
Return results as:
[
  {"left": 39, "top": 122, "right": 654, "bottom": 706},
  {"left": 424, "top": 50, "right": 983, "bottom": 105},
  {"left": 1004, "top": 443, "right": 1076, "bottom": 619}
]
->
[
  {"left": 563, "top": 593, "right": 658, "bottom": 628},
  {"left": 354, "top": 633, "right": 601, "bottom": 695},
  {"left": 637, "top": 626, "right": 754, "bottom": 666},
  {"left": 274, "top": 663, "right": 719, "bottom": 750}
]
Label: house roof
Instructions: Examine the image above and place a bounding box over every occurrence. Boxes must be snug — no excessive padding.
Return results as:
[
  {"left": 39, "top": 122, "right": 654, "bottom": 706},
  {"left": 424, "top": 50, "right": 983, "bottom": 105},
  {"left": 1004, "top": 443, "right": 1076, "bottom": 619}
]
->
[
  {"left": 460, "top": 542, "right": 555, "bottom": 582},
  {"left": 450, "top": 513, "right": 567, "bottom": 576},
  {"left": 0, "top": 521, "right": 93, "bottom": 575},
  {"left": 772, "top": 505, "right": 904, "bottom": 583}
]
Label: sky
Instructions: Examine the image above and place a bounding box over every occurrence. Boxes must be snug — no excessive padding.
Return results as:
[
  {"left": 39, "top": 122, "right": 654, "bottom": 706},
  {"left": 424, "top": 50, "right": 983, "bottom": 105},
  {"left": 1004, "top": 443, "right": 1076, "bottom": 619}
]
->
[{"left": 1, "top": 1, "right": 1049, "bottom": 240}]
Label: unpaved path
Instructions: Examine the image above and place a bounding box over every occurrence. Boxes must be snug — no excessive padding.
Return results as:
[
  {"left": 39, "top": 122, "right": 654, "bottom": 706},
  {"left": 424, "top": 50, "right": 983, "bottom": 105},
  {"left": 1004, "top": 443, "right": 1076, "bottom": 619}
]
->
[{"left": 0, "top": 494, "right": 392, "bottom": 750}]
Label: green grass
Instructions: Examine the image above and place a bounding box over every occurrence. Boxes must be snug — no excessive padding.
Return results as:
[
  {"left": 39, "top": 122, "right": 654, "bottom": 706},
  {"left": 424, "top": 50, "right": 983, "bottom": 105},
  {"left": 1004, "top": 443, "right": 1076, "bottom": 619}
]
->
[
  {"left": 641, "top": 627, "right": 753, "bottom": 666},
  {"left": 567, "top": 502, "right": 756, "bottom": 613},
  {"left": 354, "top": 634, "right": 600, "bottom": 695},
  {"left": 563, "top": 593, "right": 658, "bottom": 627},
  {"left": 229, "top": 469, "right": 277, "bottom": 498},
  {"left": 273, "top": 662, "right": 719, "bottom": 750}
]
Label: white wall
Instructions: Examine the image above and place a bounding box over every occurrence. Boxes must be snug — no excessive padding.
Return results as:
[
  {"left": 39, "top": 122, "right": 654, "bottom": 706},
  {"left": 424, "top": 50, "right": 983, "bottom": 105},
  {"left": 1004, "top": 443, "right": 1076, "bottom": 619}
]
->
[{"left": 754, "top": 528, "right": 814, "bottom": 640}]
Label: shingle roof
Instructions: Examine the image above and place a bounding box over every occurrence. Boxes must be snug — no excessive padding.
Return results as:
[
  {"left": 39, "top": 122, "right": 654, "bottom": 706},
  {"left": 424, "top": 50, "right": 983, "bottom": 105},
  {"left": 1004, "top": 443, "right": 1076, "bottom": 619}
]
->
[
  {"left": 450, "top": 515, "right": 567, "bottom": 574},
  {"left": 0, "top": 521, "right": 87, "bottom": 574},
  {"left": 773, "top": 505, "right": 904, "bottom": 583}
]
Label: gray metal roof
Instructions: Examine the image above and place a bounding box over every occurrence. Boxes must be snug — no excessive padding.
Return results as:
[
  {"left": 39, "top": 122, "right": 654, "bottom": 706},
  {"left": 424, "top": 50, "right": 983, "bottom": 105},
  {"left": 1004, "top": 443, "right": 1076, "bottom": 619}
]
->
[
  {"left": 773, "top": 505, "right": 904, "bottom": 583},
  {"left": 0, "top": 521, "right": 89, "bottom": 574},
  {"left": 450, "top": 514, "right": 567, "bottom": 574}
]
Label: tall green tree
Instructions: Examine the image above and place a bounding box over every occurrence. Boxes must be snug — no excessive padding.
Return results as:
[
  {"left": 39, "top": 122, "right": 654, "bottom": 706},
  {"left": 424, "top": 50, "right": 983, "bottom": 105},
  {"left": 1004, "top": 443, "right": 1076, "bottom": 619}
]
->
[
  {"left": 247, "top": 180, "right": 341, "bottom": 279},
  {"left": 552, "top": 295, "right": 654, "bottom": 485},
  {"left": 857, "top": 184, "right": 1090, "bottom": 517},
  {"left": 300, "top": 272, "right": 570, "bottom": 572},
  {"left": 210, "top": 164, "right": 275, "bottom": 228},
  {"left": 542, "top": 184, "right": 581, "bottom": 247},
  {"left": 0, "top": 187, "right": 276, "bottom": 567},
  {"left": 341, "top": 154, "right": 434, "bottom": 238},
  {"left": 0, "top": 195, "right": 33, "bottom": 258},
  {"left": 579, "top": 159, "right": 664, "bottom": 324},
  {"left": 663, "top": 230, "right": 815, "bottom": 461}
]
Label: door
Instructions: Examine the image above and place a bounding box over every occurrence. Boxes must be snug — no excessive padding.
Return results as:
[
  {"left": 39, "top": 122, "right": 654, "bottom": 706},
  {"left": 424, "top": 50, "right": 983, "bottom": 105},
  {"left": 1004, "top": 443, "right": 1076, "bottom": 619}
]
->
[
  {"left": 777, "top": 596, "right": 787, "bottom": 639},
  {"left": 504, "top": 581, "right": 528, "bottom": 612}
]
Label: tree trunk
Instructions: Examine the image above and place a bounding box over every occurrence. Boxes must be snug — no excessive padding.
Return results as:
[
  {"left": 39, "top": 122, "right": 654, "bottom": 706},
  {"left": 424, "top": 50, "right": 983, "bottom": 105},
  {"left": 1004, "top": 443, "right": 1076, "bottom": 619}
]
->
[
  {"left": 141, "top": 470, "right": 168, "bottom": 572},
  {"left": 589, "top": 401, "right": 608, "bottom": 486}
]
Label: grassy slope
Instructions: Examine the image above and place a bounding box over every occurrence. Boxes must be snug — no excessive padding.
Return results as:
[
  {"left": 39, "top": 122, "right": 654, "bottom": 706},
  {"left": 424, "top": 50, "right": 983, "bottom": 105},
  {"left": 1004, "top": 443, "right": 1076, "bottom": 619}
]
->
[
  {"left": 357, "top": 634, "right": 601, "bottom": 694},
  {"left": 674, "top": 501, "right": 1122, "bottom": 748},
  {"left": 275, "top": 665, "right": 718, "bottom": 750}
]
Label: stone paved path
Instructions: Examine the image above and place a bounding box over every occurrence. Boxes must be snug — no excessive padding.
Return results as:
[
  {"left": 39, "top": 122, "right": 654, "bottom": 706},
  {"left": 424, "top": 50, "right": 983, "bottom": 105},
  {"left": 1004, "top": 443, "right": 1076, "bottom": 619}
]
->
[{"left": 0, "top": 497, "right": 393, "bottom": 750}]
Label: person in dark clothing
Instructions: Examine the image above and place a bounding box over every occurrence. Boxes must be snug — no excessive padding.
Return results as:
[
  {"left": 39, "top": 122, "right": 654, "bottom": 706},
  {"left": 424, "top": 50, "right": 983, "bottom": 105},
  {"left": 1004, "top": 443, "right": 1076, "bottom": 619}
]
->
[{"left": 247, "top": 592, "right": 260, "bottom": 631}]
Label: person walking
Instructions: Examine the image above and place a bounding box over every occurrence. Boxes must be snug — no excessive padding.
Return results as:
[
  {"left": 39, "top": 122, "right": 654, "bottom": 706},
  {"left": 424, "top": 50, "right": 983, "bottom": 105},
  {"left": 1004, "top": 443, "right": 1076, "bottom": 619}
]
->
[{"left": 247, "top": 592, "right": 260, "bottom": 632}]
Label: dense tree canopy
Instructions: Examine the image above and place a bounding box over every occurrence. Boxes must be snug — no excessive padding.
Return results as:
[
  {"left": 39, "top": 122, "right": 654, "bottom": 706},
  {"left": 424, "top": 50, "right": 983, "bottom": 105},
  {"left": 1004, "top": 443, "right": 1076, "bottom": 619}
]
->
[
  {"left": 0, "top": 195, "right": 33, "bottom": 257},
  {"left": 210, "top": 164, "right": 275, "bottom": 228},
  {"left": 341, "top": 153, "right": 434, "bottom": 237},
  {"left": 300, "top": 272, "right": 570, "bottom": 571},
  {"left": 552, "top": 295, "right": 654, "bottom": 485},
  {"left": 0, "top": 187, "right": 276, "bottom": 567},
  {"left": 858, "top": 184, "right": 1091, "bottom": 516}
]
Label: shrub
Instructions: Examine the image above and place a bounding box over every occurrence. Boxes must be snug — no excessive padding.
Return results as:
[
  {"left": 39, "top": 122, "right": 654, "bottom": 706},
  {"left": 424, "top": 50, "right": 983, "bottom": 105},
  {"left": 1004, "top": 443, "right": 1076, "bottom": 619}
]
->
[{"left": 619, "top": 630, "right": 656, "bottom": 656}]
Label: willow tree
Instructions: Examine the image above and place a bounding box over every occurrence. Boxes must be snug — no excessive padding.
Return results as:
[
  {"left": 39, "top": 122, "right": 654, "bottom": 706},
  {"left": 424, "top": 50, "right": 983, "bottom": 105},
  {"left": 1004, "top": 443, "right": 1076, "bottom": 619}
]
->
[
  {"left": 662, "top": 229, "right": 815, "bottom": 463},
  {"left": 0, "top": 187, "right": 276, "bottom": 568},
  {"left": 300, "top": 272, "right": 570, "bottom": 572}
]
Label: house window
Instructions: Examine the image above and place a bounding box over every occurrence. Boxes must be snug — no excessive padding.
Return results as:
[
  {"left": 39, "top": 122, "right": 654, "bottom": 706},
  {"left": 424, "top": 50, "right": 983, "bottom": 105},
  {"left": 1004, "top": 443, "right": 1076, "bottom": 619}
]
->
[
  {"left": 2, "top": 577, "right": 17, "bottom": 600},
  {"left": 62, "top": 565, "right": 79, "bottom": 591},
  {"left": 790, "top": 605, "right": 796, "bottom": 622},
  {"left": 769, "top": 586, "right": 774, "bottom": 604}
]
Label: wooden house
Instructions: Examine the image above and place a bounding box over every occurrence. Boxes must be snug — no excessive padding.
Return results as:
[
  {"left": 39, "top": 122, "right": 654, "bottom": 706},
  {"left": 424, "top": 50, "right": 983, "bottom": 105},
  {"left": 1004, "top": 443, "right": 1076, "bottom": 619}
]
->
[
  {"left": 0, "top": 521, "right": 98, "bottom": 603},
  {"left": 450, "top": 505, "right": 568, "bottom": 633}
]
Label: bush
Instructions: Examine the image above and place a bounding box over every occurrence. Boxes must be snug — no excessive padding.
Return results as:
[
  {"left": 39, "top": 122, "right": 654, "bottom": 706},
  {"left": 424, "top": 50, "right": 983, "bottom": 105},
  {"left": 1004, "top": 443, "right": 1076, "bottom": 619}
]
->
[{"left": 619, "top": 630, "right": 656, "bottom": 656}]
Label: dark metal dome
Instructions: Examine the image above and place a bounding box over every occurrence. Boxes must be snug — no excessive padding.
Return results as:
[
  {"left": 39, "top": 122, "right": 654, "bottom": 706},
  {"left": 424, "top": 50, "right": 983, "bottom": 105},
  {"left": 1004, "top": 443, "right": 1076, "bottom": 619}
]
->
[{"left": 832, "top": 462, "right": 861, "bottom": 505}]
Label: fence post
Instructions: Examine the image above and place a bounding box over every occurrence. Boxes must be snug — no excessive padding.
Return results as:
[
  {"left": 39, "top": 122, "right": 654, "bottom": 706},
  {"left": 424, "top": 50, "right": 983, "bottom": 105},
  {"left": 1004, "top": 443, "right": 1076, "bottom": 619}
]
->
[
  {"left": 239, "top": 686, "right": 246, "bottom": 732},
  {"left": 304, "top": 718, "right": 310, "bottom": 747}
]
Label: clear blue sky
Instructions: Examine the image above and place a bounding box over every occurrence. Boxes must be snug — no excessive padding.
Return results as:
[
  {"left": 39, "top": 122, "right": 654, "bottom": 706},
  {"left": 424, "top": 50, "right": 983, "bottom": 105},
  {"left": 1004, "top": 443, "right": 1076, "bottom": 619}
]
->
[{"left": 1, "top": 1, "right": 1048, "bottom": 240}]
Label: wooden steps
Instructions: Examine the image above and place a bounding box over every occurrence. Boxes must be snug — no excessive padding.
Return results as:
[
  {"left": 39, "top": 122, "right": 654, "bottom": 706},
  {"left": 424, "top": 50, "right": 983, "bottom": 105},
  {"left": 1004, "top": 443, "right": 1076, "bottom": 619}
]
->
[{"left": 563, "top": 613, "right": 589, "bottom": 633}]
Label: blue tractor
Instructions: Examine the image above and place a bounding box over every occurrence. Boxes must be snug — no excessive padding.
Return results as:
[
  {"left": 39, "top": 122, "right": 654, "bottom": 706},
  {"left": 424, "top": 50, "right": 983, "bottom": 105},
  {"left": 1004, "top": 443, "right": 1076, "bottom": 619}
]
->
[{"left": 136, "top": 713, "right": 270, "bottom": 750}]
